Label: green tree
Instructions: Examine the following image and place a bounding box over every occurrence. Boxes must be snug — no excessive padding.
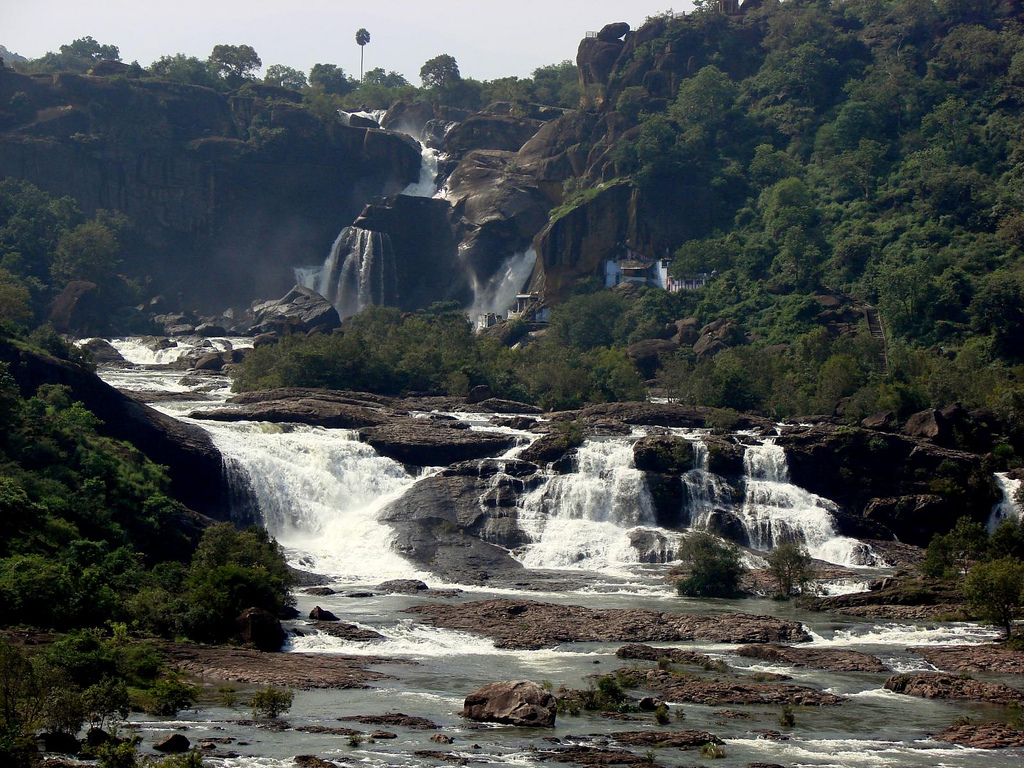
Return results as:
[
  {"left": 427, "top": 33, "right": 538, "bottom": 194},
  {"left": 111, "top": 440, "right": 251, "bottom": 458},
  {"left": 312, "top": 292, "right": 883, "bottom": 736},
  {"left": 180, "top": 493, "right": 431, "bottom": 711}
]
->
[
  {"left": 308, "top": 63, "right": 354, "bottom": 96},
  {"left": 264, "top": 64, "right": 307, "bottom": 90},
  {"left": 149, "top": 55, "right": 217, "bottom": 88},
  {"left": 49, "top": 220, "right": 121, "bottom": 285},
  {"left": 676, "top": 534, "right": 746, "bottom": 598},
  {"left": 962, "top": 557, "right": 1024, "bottom": 639},
  {"left": 420, "top": 54, "right": 461, "bottom": 90},
  {"left": 250, "top": 686, "right": 293, "bottom": 719},
  {"left": 766, "top": 542, "right": 813, "bottom": 598},
  {"left": 355, "top": 28, "right": 371, "bottom": 81},
  {"left": 208, "top": 44, "right": 261, "bottom": 87},
  {"left": 59, "top": 36, "right": 120, "bottom": 63}
]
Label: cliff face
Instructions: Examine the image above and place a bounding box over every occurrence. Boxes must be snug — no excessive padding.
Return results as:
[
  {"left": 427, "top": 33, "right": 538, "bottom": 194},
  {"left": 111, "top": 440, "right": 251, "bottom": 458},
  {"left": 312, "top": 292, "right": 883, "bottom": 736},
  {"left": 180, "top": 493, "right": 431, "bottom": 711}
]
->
[{"left": 0, "top": 70, "right": 420, "bottom": 310}]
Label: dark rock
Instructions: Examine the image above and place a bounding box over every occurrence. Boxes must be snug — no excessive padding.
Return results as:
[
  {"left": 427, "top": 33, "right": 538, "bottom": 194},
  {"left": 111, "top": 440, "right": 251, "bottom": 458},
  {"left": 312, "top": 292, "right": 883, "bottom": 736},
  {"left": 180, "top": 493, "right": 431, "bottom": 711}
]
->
[
  {"left": 294, "top": 757, "right": 339, "bottom": 768},
  {"left": 704, "top": 509, "right": 750, "bottom": 546},
  {"left": 627, "top": 668, "right": 843, "bottom": 707},
  {"left": 443, "top": 114, "right": 544, "bottom": 157},
  {"left": 467, "top": 384, "right": 493, "bottom": 404},
  {"left": 359, "top": 419, "right": 518, "bottom": 466},
  {"left": 633, "top": 435, "right": 694, "bottom": 474},
  {"left": 613, "top": 730, "right": 723, "bottom": 748},
  {"left": 535, "top": 745, "right": 649, "bottom": 766},
  {"left": 253, "top": 333, "right": 279, "bottom": 348},
  {"left": 312, "top": 621, "right": 384, "bottom": 641},
  {"left": 48, "top": 280, "right": 100, "bottom": 335},
  {"left": 933, "top": 723, "right": 1024, "bottom": 749},
  {"left": 195, "top": 322, "right": 228, "bottom": 337},
  {"left": 192, "top": 398, "right": 386, "bottom": 429},
  {"left": 474, "top": 398, "right": 544, "bottom": 415},
  {"left": 371, "top": 730, "right": 398, "bottom": 739},
  {"left": 734, "top": 643, "right": 887, "bottom": 672},
  {"left": 598, "top": 22, "right": 631, "bottom": 42},
  {"left": 379, "top": 579, "right": 429, "bottom": 594},
  {"left": 861, "top": 411, "right": 896, "bottom": 431},
  {"left": 884, "top": 673, "right": 1024, "bottom": 704},
  {"left": 251, "top": 285, "right": 341, "bottom": 336},
  {"left": 904, "top": 409, "right": 949, "bottom": 441},
  {"left": 492, "top": 416, "right": 538, "bottom": 430},
  {"left": 406, "top": 598, "right": 810, "bottom": 650},
  {"left": 626, "top": 338, "right": 678, "bottom": 378},
  {"left": 520, "top": 433, "right": 580, "bottom": 468},
  {"left": 309, "top": 606, "right": 339, "bottom": 622},
  {"left": 430, "top": 734, "right": 455, "bottom": 744},
  {"left": 338, "top": 713, "right": 438, "bottom": 730},
  {"left": 153, "top": 734, "right": 190, "bottom": 753},
  {"left": 913, "top": 644, "right": 1024, "bottom": 676},
  {"left": 616, "top": 643, "right": 716, "bottom": 668},
  {"left": 41, "top": 732, "right": 80, "bottom": 753},
  {"left": 461, "top": 680, "right": 557, "bottom": 727},
  {"left": 637, "top": 697, "right": 664, "bottom": 711},
  {"left": 79, "top": 338, "right": 125, "bottom": 364},
  {"left": 303, "top": 587, "right": 336, "bottom": 596},
  {"left": 236, "top": 607, "right": 286, "bottom": 652},
  {"left": 193, "top": 352, "right": 226, "bottom": 371}
]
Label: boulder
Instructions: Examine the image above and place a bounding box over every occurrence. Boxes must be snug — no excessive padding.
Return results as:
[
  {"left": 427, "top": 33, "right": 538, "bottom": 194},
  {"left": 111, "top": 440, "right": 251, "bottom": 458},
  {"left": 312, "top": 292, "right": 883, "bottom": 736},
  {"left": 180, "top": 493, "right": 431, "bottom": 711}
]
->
[
  {"left": 251, "top": 285, "right": 341, "bottom": 335},
  {"left": 309, "top": 606, "right": 339, "bottom": 621},
  {"left": 467, "top": 384, "right": 493, "bottom": 404},
  {"left": 626, "top": 338, "right": 679, "bottom": 378},
  {"left": 734, "top": 643, "right": 887, "bottom": 672},
  {"left": 461, "top": 680, "right": 557, "bottom": 727},
  {"left": 884, "top": 673, "right": 1024, "bottom": 704},
  {"left": 598, "top": 22, "right": 631, "bottom": 42},
  {"left": 236, "top": 607, "right": 286, "bottom": 652},
  {"left": 861, "top": 411, "right": 896, "bottom": 431},
  {"left": 903, "top": 409, "right": 948, "bottom": 441},
  {"left": 378, "top": 579, "right": 430, "bottom": 594},
  {"left": 80, "top": 337, "right": 125, "bottom": 364},
  {"left": 153, "top": 734, "right": 191, "bottom": 753},
  {"left": 359, "top": 419, "right": 518, "bottom": 466},
  {"left": 48, "top": 280, "right": 101, "bottom": 335},
  {"left": 193, "top": 352, "right": 226, "bottom": 372},
  {"left": 192, "top": 398, "right": 387, "bottom": 429},
  {"left": 443, "top": 114, "right": 544, "bottom": 157},
  {"left": 933, "top": 723, "right": 1024, "bottom": 749},
  {"left": 633, "top": 435, "right": 694, "bottom": 474},
  {"left": 195, "top": 322, "right": 228, "bottom": 337}
]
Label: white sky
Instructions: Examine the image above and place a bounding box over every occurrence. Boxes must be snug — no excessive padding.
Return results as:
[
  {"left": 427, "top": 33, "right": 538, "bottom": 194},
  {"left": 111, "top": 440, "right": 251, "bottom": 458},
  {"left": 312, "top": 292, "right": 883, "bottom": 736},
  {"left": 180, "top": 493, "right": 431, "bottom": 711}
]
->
[{"left": 1, "top": 1, "right": 696, "bottom": 83}]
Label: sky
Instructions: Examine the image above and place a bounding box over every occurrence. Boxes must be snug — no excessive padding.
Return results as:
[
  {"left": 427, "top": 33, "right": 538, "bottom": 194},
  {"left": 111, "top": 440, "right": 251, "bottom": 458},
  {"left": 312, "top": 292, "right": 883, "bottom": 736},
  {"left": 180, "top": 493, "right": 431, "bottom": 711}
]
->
[{"left": 1, "top": 1, "right": 697, "bottom": 83}]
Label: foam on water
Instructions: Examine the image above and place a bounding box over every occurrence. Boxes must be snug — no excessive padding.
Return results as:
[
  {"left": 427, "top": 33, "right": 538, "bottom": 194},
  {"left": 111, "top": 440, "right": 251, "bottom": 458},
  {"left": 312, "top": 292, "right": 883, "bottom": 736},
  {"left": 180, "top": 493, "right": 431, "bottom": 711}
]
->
[
  {"left": 988, "top": 471, "right": 1022, "bottom": 533},
  {"left": 807, "top": 622, "right": 1001, "bottom": 648}
]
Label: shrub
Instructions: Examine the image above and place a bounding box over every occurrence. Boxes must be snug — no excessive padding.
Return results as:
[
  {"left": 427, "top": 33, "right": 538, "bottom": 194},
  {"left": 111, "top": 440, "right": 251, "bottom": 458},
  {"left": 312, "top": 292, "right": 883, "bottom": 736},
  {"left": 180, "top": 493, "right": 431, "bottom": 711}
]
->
[
  {"left": 766, "top": 542, "right": 813, "bottom": 598},
  {"left": 699, "top": 742, "right": 726, "bottom": 758},
  {"left": 962, "top": 557, "right": 1024, "bottom": 639},
  {"left": 675, "top": 534, "right": 746, "bottom": 598},
  {"left": 250, "top": 686, "right": 293, "bottom": 719},
  {"left": 779, "top": 705, "right": 795, "bottom": 728}
]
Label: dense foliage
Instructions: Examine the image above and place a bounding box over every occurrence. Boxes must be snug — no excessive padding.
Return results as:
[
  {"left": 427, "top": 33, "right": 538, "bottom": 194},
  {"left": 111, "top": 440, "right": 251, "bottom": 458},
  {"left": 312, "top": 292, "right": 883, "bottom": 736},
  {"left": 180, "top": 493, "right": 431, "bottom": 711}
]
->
[{"left": 674, "top": 533, "right": 746, "bottom": 598}]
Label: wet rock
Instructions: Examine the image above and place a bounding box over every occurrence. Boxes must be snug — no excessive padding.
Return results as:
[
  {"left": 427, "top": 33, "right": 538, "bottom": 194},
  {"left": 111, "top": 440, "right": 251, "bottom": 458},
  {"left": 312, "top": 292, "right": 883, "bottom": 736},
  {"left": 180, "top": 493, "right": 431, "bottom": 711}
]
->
[
  {"left": 371, "top": 730, "right": 398, "bottom": 739},
  {"left": 153, "top": 734, "right": 190, "bottom": 753},
  {"left": 250, "top": 285, "right": 341, "bottom": 335},
  {"left": 933, "top": 722, "right": 1024, "bottom": 749},
  {"left": 616, "top": 644, "right": 716, "bottom": 668},
  {"left": 884, "top": 673, "right": 1024, "bottom": 704},
  {"left": 359, "top": 418, "right": 518, "bottom": 466},
  {"left": 491, "top": 415, "right": 538, "bottom": 430},
  {"left": 734, "top": 643, "right": 887, "bottom": 673},
  {"left": 536, "top": 745, "right": 654, "bottom": 766},
  {"left": 413, "top": 750, "right": 468, "bottom": 765},
  {"left": 378, "top": 579, "right": 429, "bottom": 594},
  {"left": 303, "top": 587, "right": 336, "bottom": 596},
  {"left": 632, "top": 435, "right": 694, "bottom": 474},
  {"left": 612, "top": 730, "right": 723, "bottom": 748},
  {"left": 193, "top": 352, "right": 226, "bottom": 372},
  {"left": 430, "top": 734, "right": 455, "bottom": 744},
  {"left": 312, "top": 622, "right": 385, "bottom": 642},
  {"left": 236, "top": 608, "right": 286, "bottom": 652},
  {"left": 461, "top": 680, "right": 557, "bottom": 727},
  {"left": 519, "top": 432, "right": 580, "bottom": 468},
  {"left": 338, "top": 713, "right": 438, "bottom": 730},
  {"left": 79, "top": 338, "right": 125, "bottom": 364},
  {"left": 406, "top": 599, "right": 810, "bottom": 650},
  {"left": 626, "top": 669, "right": 843, "bottom": 707},
  {"left": 294, "top": 726, "right": 361, "bottom": 736},
  {"left": 294, "top": 757, "right": 339, "bottom": 768},
  {"left": 637, "top": 697, "right": 664, "bottom": 711},
  {"left": 308, "top": 606, "right": 339, "bottom": 621},
  {"left": 473, "top": 398, "right": 544, "bottom": 415},
  {"left": 913, "top": 644, "right": 1024, "bottom": 675},
  {"left": 191, "top": 398, "right": 386, "bottom": 429}
]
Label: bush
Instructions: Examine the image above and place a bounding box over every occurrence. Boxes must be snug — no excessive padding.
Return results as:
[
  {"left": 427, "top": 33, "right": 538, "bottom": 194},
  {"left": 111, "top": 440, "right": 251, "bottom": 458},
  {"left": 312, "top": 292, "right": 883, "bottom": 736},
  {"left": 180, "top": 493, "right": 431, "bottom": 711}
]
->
[
  {"left": 766, "top": 542, "right": 813, "bottom": 598},
  {"left": 139, "top": 673, "right": 200, "bottom": 716},
  {"left": 962, "top": 557, "right": 1024, "bottom": 639},
  {"left": 676, "top": 534, "right": 746, "bottom": 598},
  {"left": 250, "top": 686, "right": 293, "bottom": 719},
  {"left": 779, "top": 705, "right": 795, "bottom": 728},
  {"left": 699, "top": 742, "right": 726, "bottom": 758}
]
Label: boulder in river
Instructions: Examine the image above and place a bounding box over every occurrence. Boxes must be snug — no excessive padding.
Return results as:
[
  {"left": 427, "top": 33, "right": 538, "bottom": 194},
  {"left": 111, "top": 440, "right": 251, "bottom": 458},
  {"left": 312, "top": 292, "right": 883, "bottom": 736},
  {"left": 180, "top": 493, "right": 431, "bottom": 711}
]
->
[
  {"left": 236, "top": 607, "right": 286, "bottom": 652},
  {"left": 461, "top": 680, "right": 557, "bottom": 727},
  {"left": 250, "top": 285, "right": 341, "bottom": 335},
  {"left": 153, "top": 734, "right": 191, "bottom": 753},
  {"left": 884, "top": 673, "right": 1024, "bottom": 705}
]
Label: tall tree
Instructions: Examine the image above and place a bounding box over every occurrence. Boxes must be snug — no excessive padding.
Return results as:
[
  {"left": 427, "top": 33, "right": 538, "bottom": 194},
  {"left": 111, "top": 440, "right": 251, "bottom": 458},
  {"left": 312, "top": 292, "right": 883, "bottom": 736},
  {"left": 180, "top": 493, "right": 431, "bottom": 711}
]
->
[
  {"left": 355, "top": 28, "right": 371, "bottom": 82},
  {"left": 420, "top": 54, "right": 460, "bottom": 90},
  {"left": 208, "top": 44, "right": 261, "bottom": 87}
]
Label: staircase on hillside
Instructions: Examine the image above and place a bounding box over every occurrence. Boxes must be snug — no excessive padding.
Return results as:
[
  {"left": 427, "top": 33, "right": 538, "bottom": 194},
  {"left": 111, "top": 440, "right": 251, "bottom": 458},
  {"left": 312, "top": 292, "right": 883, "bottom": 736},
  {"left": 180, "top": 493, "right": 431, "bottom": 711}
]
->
[{"left": 864, "top": 308, "right": 890, "bottom": 376}]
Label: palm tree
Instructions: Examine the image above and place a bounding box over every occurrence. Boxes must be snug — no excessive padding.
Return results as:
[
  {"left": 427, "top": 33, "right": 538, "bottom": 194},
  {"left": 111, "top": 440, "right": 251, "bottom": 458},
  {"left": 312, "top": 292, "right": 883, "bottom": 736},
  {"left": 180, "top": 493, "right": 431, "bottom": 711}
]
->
[{"left": 355, "top": 28, "right": 370, "bottom": 82}]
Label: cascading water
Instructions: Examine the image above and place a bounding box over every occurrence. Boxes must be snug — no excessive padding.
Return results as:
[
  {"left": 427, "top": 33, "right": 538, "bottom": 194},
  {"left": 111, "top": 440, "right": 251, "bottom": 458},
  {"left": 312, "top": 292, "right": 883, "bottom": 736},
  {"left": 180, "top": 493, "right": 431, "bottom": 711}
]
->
[
  {"left": 740, "top": 440, "right": 877, "bottom": 566},
  {"left": 467, "top": 248, "right": 537, "bottom": 318},
  {"left": 683, "top": 438, "right": 732, "bottom": 529},
  {"left": 199, "top": 420, "right": 428, "bottom": 582},
  {"left": 302, "top": 227, "right": 398, "bottom": 318},
  {"left": 988, "top": 472, "right": 1022, "bottom": 533},
  {"left": 402, "top": 143, "right": 441, "bottom": 198},
  {"left": 514, "top": 438, "right": 670, "bottom": 572}
]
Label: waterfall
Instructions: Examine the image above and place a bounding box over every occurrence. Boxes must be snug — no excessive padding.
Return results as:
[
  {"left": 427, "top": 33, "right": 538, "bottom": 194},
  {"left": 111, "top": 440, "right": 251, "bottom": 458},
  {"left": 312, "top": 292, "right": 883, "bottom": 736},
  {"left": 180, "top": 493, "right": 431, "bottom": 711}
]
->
[
  {"left": 514, "top": 439, "right": 666, "bottom": 571},
  {"left": 200, "top": 421, "right": 426, "bottom": 582},
  {"left": 402, "top": 143, "right": 441, "bottom": 198},
  {"left": 740, "top": 440, "right": 876, "bottom": 566},
  {"left": 467, "top": 248, "right": 537, "bottom": 318},
  {"left": 300, "top": 227, "right": 398, "bottom": 318},
  {"left": 682, "top": 439, "right": 732, "bottom": 529},
  {"left": 988, "top": 472, "right": 1022, "bottom": 533}
]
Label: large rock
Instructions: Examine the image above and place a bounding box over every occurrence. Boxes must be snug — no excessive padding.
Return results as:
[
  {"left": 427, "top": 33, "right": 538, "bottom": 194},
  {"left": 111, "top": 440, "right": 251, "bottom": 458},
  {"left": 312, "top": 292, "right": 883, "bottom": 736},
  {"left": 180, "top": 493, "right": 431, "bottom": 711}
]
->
[
  {"left": 153, "top": 734, "right": 191, "bottom": 753},
  {"left": 236, "top": 607, "right": 286, "bottom": 652},
  {"left": 359, "top": 419, "right": 518, "bottom": 466},
  {"left": 250, "top": 285, "right": 341, "bottom": 335},
  {"left": 192, "top": 398, "right": 386, "bottom": 429},
  {"left": 623, "top": 668, "right": 843, "bottom": 707},
  {"left": 734, "top": 643, "right": 887, "bottom": 672},
  {"left": 933, "top": 723, "right": 1024, "bottom": 749},
  {"left": 461, "top": 680, "right": 556, "bottom": 727},
  {"left": 884, "top": 673, "right": 1024, "bottom": 704},
  {"left": 633, "top": 435, "right": 694, "bottom": 474},
  {"left": 443, "top": 114, "right": 544, "bottom": 157}
]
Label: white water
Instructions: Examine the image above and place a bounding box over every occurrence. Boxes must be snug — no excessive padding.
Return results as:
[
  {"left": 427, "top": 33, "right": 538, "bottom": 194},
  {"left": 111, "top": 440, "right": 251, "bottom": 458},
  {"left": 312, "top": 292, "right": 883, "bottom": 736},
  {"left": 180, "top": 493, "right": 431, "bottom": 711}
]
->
[
  {"left": 682, "top": 438, "right": 732, "bottom": 529},
  {"left": 515, "top": 439, "right": 667, "bottom": 572},
  {"left": 401, "top": 143, "right": 441, "bottom": 198},
  {"left": 100, "top": 336, "right": 251, "bottom": 366},
  {"left": 741, "top": 440, "right": 877, "bottom": 566},
  {"left": 337, "top": 109, "right": 387, "bottom": 126},
  {"left": 199, "top": 420, "right": 427, "bottom": 583},
  {"left": 301, "top": 227, "right": 398, "bottom": 319},
  {"left": 988, "top": 471, "right": 1022, "bottom": 533},
  {"left": 466, "top": 247, "right": 538, "bottom": 318}
]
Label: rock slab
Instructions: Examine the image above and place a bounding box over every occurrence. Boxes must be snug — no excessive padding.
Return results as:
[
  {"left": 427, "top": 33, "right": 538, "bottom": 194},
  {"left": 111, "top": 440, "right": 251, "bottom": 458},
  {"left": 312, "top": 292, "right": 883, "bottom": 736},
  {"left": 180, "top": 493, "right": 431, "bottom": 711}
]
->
[{"left": 461, "top": 680, "right": 557, "bottom": 727}]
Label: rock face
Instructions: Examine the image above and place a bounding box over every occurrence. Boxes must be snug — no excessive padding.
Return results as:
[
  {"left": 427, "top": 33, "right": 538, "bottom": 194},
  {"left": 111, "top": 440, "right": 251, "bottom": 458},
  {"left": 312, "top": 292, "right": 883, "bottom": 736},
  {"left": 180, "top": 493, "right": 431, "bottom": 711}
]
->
[
  {"left": 236, "top": 608, "right": 286, "bottom": 652},
  {"left": 884, "top": 673, "right": 1024, "bottom": 705},
  {"left": 0, "top": 69, "right": 420, "bottom": 311},
  {"left": 250, "top": 285, "right": 341, "bottom": 335},
  {"left": 406, "top": 598, "right": 810, "bottom": 649},
  {"left": 1, "top": 341, "right": 226, "bottom": 521},
  {"left": 933, "top": 723, "right": 1024, "bottom": 749},
  {"left": 192, "top": 398, "right": 386, "bottom": 429},
  {"left": 461, "top": 680, "right": 557, "bottom": 727},
  {"left": 625, "top": 669, "right": 843, "bottom": 707},
  {"left": 358, "top": 419, "right": 519, "bottom": 466},
  {"left": 913, "top": 644, "right": 1024, "bottom": 676},
  {"left": 734, "top": 643, "right": 887, "bottom": 672},
  {"left": 153, "top": 734, "right": 190, "bottom": 753}
]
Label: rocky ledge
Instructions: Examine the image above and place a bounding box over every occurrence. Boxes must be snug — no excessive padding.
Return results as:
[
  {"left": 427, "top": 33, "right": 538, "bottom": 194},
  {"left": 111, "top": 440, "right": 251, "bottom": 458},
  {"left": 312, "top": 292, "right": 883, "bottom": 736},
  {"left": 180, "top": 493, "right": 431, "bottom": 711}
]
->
[
  {"left": 619, "top": 669, "right": 843, "bottom": 707},
  {"left": 616, "top": 643, "right": 716, "bottom": 668},
  {"left": 405, "top": 599, "right": 810, "bottom": 649},
  {"left": 190, "top": 398, "right": 387, "bottom": 429},
  {"left": 912, "top": 644, "right": 1024, "bottom": 676},
  {"left": 734, "top": 643, "right": 888, "bottom": 673},
  {"left": 159, "top": 643, "right": 397, "bottom": 689},
  {"left": 612, "top": 730, "right": 724, "bottom": 748},
  {"left": 933, "top": 722, "right": 1024, "bottom": 749},
  {"left": 359, "top": 419, "right": 520, "bottom": 466},
  {"left": 884, "top": 673, "right": 1024, "bottom": 705}
]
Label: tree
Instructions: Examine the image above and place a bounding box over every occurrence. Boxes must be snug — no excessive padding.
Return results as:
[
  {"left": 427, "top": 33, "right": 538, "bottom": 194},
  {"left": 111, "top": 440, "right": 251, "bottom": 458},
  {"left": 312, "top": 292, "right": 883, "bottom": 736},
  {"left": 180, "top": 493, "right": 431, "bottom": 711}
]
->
[
  {"left": 59, "top": 36, "right": 119, "bottom": 63},
  {"left": 962, "top": 557, "right": 1024, "bottom": 639},
  {"left": 49, "top": 220, "right": 121, "bottom": 286},
  {"left": 363, "top": 68, "right": 409, "bottom": 88},
  {"left": 208, "top": 44, "right": 261, "bottom": 87},
  {"left": 420, "top": 54, "right": 461, "bottom": 90},
  {"left": 355, "top": 28, "right": 370, "bottom": 82},
  {"left": 675, "top": 534, "right": 746, "bottom": 598},
  {"left": 766, "top": 542, "right": 813, "bottom": 598},
  {"left": 149, "top": 54, "right": 217, "bottom": 88},
  {"left": 309, "top": 63, "right": 354, "bottom": 96},
  {"left": 250, "top": 686, "right": 293, "bottom": 719},
  {"left": 264, "top": 64, "right": 307, "bottom": 90}
]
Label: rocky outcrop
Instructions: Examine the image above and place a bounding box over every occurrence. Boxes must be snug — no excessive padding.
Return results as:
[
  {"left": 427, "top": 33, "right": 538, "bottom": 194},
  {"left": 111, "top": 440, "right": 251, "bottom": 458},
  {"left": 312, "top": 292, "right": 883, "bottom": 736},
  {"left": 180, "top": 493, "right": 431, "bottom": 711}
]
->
[
  {"left": 443, "top": 114, "right": 544, "bottom": 157},
  {"left": 612, "top": 730, "right": 723, "bottom": 748},
  {"left": 236, "top": 608, "right": 286, "bottom": 652},
  {"left": 0, "top": 69, "right": 421, "bottom": 311},
  {"left": 734, "top": 643, "right": 887, "bottom": 672},
  {"left": 913, "top": 644, "right": 1024, "bottom": 676},
  {"left": 461, "top": 680, "right": 557, "bottom": 727},
  {"left": 192, "top": 398, "right": 386, "bottom": 428},
  {"left": 337, "top": 714, "right": 438, "bottom": 730},
  {"left": 933, "top": 723, "right": 1024, "bottom": 749},
  {"left": 616, "top": 643, "right": 716, "bottom": 668},
  {"left": 0, "top": 341, "right": 226, "bottom": 520},
  {"left": 153, "top": 734, "right": 190, "bottom": 753},
  {"left": 358, "top": 419, "right": 519, "bottom": 466},
  {"left": 406, "top": 598, "right": 810, "bottom": 649},
  {"left": 624, "top": 669, "right": 843, "bottom": 707},
  {"left": 250, "top": 286, "right": 341, "bottom": 335},
  {"left": 884, "top": 673, "right": 1024, "bottom": 705}
]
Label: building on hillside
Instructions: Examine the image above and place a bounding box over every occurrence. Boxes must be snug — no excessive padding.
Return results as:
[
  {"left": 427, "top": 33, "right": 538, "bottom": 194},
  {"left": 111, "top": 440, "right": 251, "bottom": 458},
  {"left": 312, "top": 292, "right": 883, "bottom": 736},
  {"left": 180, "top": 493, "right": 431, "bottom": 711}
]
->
[
  {"left": 475, "top": 312, "right": 500, "bottom": 331},
  {"left": 508, "top": 293, "right": 549, "bottom": 323},
  {"left": 605, "top": 251, "right": 674, "bottom": 291}
]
